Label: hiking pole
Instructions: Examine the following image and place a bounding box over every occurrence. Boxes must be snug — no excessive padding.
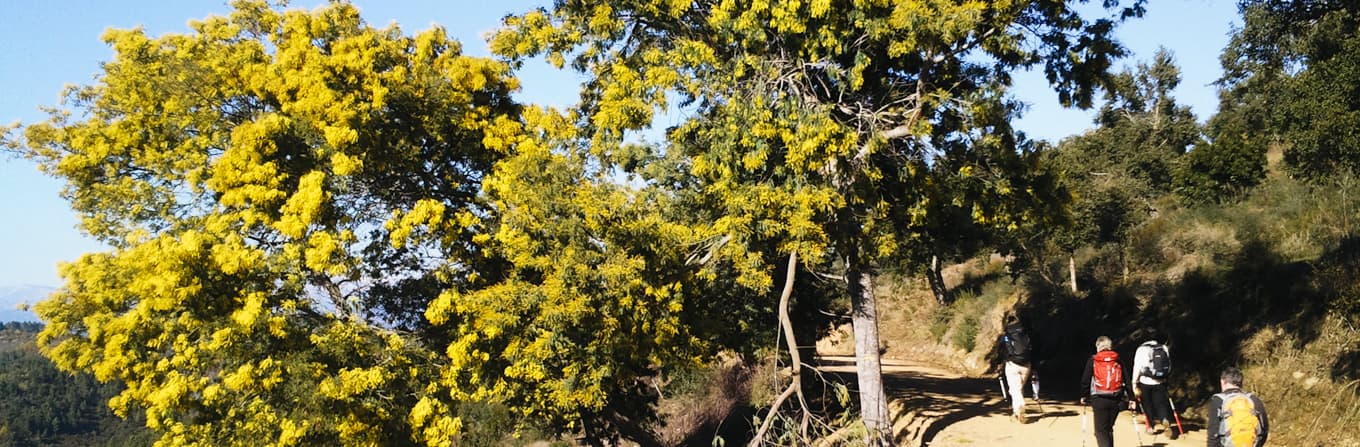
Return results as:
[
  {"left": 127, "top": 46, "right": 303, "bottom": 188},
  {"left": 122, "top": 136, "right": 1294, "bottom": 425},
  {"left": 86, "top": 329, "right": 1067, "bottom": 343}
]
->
[
  {"left": 1031, "top": 370, "right": 1045, "bottom": 413},
  {"left": 1136, "top": 397, "right": 1158, "bottom": 443},
  {"left": 1129, "top": 401, "right": 1144, "bottom": 447},
  {"left": 1135, "top": 397, "right": 1151, "bottom": 435},
  {"left": 1167, "top": 396, "right": 1186, "bottom": 436},
  {"left": 1081, "top": 403, "right": 1088, "bottom": 447},
  {"left": 998, "top": 373, "right": 1009, "bottom": 404}
]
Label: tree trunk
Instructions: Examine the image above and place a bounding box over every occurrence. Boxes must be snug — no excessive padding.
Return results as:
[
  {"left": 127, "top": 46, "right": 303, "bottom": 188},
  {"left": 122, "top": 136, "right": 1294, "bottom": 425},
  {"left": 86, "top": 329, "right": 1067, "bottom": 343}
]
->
[
  {"left": 927, "top": 255, "right": 949, "bottom": 304},
  {"left": 1121, "top": 247, "right": 1129, "bottom": 283},
  {"left": 1068, "top": 255, "right": 1078, "bottom": 294},
  {"left": 847, "top": 259, "right": 891, "bottom": 445}
]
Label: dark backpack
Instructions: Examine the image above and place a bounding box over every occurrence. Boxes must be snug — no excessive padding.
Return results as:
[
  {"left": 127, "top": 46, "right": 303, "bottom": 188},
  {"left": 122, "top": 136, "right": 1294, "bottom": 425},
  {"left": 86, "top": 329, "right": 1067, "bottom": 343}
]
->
[
  {"left": 1146, "top": 344, "right": 1171, "bottom": 380},
  {"left": 1004, "top": 326, "right": 1032, "bottom": 364},
  {"left": 1091, "top": 350, "right": 1123, "bottom": 396}
]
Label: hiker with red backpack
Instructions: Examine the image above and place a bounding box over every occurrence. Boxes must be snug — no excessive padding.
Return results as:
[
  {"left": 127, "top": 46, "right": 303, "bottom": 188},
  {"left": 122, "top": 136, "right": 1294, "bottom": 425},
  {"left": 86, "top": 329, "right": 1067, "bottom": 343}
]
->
[
  {"left": 1207, "top": 366, "right": 1269, "bottom": 447},
  {"left": 1131, "top": 330, "right": 1179, "bottom": 440},
  {"left": 1080, "top": 336, "right": 1132, "bottom": 447},
  {"left": 999, "top": 313, "right": 1037, "bottom": 423}
]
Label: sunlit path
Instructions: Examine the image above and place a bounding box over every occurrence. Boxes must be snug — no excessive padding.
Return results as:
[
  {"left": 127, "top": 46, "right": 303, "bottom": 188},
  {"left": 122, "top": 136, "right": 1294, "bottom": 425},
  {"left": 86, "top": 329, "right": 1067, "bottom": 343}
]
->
[{"left": 818, "top": 356, "right": 1205, "bottom": 447}]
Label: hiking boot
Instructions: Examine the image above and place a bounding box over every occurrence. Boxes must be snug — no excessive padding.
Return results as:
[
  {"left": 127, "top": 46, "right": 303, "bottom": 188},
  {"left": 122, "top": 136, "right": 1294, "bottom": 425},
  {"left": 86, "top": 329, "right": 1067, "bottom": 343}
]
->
[
  {"left": 1016, "top": 412, "right": 1029, "bottom": 424},
  {"left": 1169, "top": 429, "right": 1179, "bottom": 440}
]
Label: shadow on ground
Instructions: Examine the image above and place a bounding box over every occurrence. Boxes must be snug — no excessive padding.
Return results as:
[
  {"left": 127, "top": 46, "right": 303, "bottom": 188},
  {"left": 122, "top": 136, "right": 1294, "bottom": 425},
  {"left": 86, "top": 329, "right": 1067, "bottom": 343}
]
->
[{"left": 818, "top": 357, "right": 1008, "bottom": 446}]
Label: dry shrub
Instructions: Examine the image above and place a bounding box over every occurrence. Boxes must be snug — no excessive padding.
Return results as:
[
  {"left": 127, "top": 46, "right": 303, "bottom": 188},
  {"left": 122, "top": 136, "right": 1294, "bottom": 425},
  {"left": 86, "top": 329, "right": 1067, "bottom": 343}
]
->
[
  {"left": 874, "top": 258, "right": 1016, "bottom": 375},
  {"left": 1230, "top": 318, "right": 1360, "bottom": 446},
  {"left": 874, "top": 273, "right": 940, "bottom": 359},
  {"left": 1160, "top": 220, "right": 1241, "bottom": 267},
  {"left": 655, "top": 359, "right": 753, "bottom": 447}
]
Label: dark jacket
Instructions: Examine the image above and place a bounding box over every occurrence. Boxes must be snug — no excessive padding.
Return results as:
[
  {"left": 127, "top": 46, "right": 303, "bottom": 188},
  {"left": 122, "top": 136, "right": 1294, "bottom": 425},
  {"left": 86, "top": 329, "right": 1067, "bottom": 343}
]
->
[
  {"left": 1000, "top": 322, "right": 1036, "bottom": 366},
  {"left": 1205, "top": 387, "right": 1268, "bottom": 447},
  {"left": 1079, "top": 350, "right": 1129, "bottom": 401}
]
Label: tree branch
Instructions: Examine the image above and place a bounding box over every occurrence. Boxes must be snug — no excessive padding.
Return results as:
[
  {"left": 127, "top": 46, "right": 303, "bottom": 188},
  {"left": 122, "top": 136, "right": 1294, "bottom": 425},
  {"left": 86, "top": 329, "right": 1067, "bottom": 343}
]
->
[{"left": 748, "top": 251, "right": 813, "bottom": 446}]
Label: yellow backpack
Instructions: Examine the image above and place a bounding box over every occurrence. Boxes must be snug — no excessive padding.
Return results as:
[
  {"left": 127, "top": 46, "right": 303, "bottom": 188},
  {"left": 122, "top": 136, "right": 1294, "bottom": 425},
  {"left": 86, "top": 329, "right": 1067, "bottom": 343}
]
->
[{"left": 1216, "top": 391, "right": 1262, "bottom": 447}]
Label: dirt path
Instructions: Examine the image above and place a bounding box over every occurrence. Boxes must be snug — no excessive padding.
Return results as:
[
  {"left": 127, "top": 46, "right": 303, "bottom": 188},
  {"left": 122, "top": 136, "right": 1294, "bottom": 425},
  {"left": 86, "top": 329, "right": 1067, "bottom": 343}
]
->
[{"left": 817, "top": 356, "right": 1206, "bottom": 447}]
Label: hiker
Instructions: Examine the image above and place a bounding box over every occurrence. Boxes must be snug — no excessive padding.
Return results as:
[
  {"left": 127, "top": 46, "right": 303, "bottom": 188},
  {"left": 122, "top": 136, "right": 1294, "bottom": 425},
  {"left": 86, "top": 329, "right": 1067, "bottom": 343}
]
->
[
  {"left": 999, "top": 312, "right": 1036, "bottom": 423},
  {"left": 1207, "top": 366, "right": 1269, "bottom": 447},
  {"left": 1080, "top": 336, "right": 1131, "bottom": 447},
  {"left": 1131, "top": 330, "right": 1178, "bottom": 440}
]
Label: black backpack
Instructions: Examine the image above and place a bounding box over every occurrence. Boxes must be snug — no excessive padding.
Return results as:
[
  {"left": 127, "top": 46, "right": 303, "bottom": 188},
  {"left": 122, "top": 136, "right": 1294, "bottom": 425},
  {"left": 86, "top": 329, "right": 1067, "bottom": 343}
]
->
[
  {"left": 1004, "top": 326, "right": 1032, "bottom": 364},
  {"left": 1146, "top": 344, "right": 1171, "bottom": 379}
]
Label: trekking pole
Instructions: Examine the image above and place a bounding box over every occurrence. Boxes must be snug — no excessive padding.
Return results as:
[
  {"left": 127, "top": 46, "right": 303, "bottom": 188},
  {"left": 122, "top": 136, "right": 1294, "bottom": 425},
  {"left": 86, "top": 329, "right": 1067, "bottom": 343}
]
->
[
  {"left": 1129, "top": 401, "right": 1144, "bottom": 447},
  {"left": 1135, "top": 397, "right": 1151, "bottom": 434},
  {"left": 998, "top": 374, "right": 1009, "bottom": 404},
  {"left": 1136, "top": 397, "right": 1158, "bottom": 443},
  {"left": 1080, "top": 403, "right": 1088, "bottom": 447},
  {"left": 1167, "top": 396, "right": 1186, "bottom": 436},
  {"left": 1031, "top": 370, "right": 1045, "bottom": 413}
]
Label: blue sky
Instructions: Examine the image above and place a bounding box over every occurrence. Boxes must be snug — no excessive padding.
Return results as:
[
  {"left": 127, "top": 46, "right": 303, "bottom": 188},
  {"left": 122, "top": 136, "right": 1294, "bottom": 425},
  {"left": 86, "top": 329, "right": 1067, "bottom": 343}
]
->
[{"left": 0, "top": 0, "right": 1240, "bottom": 288}]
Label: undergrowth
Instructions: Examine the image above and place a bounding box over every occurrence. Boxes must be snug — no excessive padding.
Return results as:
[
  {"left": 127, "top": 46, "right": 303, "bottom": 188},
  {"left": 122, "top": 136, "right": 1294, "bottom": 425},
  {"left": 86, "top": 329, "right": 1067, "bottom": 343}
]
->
[{"left": 873, "top": 172, "right": 1360, "bottom": 445}]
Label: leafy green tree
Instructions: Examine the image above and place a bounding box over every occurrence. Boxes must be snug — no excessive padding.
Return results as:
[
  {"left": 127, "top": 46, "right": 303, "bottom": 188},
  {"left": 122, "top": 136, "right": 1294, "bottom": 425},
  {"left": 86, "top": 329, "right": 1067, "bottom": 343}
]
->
[
  {"left": 5, "top": 1, "right": 523, "bottom": 445},
  {"left": 1043, "top": 49, "right": 1200, "bottom": 286},
  {"left": 1066, "top": 49, "right": 1200, "bottom": 199},
  {"left": 492, "top": 0, "right": 1142, "bottom": 442},
  {"left": 0, "top": 331, "right": 152, "bottom": 446},
  {"left": 1216, "top": 0, "right": 1360, "bottom": 180},
  {"left": 1176, "top": 108, "right": 1267, "bottom": 204}
]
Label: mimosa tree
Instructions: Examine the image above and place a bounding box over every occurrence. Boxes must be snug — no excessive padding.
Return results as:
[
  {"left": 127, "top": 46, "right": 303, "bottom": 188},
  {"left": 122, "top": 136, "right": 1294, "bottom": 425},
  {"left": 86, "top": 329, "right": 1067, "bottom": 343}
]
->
[{"left": 492, "top": 0, "right": 1142, "bottom": 442}]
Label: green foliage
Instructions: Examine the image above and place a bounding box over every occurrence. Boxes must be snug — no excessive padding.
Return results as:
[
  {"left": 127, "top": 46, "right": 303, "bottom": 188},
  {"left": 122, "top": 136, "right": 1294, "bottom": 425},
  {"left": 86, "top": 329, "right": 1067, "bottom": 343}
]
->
[
  {"left": 0, "top": 330, "right": 153, "bottom": 447},
  {"left": 451, "top": 401, "right": 551, "bottom": 447},
  {"left": 1048, "top": 49, "right": 1201, "bottom": 247},
  {"left": 1173, "top": 134, "right": 1266, "bottom": 205},
  {"left": 929, "top": 305, "right": 955, "bottom": 342},
  {"left": 493, "top": 1, "right": 1143, "bottom": 441},
  {"left": 952, "top": 314, "right": 981, "bottom": 352},
  {"left": 1217, "top": 0, "right": 1360, "bottom": 180},
  {"left": 936, "top": 278, "right": 1013, "bottom": 353}
]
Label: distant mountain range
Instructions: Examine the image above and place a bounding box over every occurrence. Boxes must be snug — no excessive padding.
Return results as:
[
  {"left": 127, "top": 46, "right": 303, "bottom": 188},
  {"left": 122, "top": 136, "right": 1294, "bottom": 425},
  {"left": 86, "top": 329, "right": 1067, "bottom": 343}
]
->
[{"left": 0, "top": 285, "right": 55, "bottom": 322}]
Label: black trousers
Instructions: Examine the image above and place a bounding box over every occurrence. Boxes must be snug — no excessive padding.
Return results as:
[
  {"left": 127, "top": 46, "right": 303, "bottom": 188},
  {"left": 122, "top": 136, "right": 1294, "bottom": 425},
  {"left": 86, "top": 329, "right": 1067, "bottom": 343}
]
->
[
  {"left": 1138, "top": 382, "right": 1173, "bottom": 426},
  {"left": 1091, "top": 396, "right": 1122, "bottom": 447}
]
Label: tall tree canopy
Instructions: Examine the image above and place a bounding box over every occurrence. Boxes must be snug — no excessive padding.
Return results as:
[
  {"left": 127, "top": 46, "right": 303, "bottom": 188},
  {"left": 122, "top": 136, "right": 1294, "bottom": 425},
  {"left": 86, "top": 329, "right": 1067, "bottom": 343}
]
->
[
  {"left": 1218, "top": 0, "right": 1360, "bottom": 180},
  {"left": 1047, "top": 49, "right": 1201, "bottom": 254},
  {"left": 493, "top": 0, "right": 1142, "bottom": 441},
  {"left": 2, "top": 0, "right": 1155, "bottom": 445},
  {"left": 7, "top": 1, "right": 525, "bottom": 444},
  {"left": 3, "top": 1, "right": 772, "bottom": 445}
]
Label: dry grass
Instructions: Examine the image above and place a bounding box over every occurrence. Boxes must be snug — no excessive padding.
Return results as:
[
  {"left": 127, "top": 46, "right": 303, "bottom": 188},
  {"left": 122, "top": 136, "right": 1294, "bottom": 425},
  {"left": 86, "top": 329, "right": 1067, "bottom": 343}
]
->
[
  {"left": 655, "top": 358, "right": 756, "bottom": 447},
  {"left": 1228, "top": 317, "right": 1360, "bottom": 446},
  {"left": 870, "top": 256, "right": 1017, "bottom": 376}
]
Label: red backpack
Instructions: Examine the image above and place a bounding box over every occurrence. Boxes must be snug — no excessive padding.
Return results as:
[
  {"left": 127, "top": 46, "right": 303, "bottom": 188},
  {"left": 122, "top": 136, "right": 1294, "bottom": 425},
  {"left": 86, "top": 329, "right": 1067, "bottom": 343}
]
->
[{"left": 1090, "top": 350, "right": 1123, "bottom": 396}]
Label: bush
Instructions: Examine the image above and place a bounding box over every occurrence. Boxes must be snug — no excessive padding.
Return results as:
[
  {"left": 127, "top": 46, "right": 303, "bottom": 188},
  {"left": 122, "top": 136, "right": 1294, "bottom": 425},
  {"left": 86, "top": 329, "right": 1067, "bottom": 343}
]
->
[
  {"left": 1229, "top": 318, "right": 1360, "bottom": 446},
  {"left": 952, "top": 314, "right": 980, "bottom": 352},
  {"left": 656, "top": 359, "right": 754, "bottom": 447},
  {"left": 929, "top": 305, "right": 954, "bottom": 342}
]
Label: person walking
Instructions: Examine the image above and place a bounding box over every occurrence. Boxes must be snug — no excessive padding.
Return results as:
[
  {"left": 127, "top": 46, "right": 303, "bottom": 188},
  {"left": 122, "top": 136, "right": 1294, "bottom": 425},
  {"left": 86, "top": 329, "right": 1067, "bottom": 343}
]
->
[
  {"left": 1207, "top": 366, "right": 1269, "bottom": 447},
  {"left": 1131, "top": 330, "right": 1178, "bottom": 439},
  {"left": 1000, "top": 313, "right": 1035, "bottom": 423},
  {"left": 1081, "top": 336, "right": 1131, "bottom": 447}
]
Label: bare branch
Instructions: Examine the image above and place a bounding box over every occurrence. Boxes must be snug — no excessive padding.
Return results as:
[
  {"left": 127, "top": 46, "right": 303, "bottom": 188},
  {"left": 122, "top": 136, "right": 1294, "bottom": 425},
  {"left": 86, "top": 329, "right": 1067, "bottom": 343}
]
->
[{"left": 747, "top": 251, "right": 813, "bottom": 446}]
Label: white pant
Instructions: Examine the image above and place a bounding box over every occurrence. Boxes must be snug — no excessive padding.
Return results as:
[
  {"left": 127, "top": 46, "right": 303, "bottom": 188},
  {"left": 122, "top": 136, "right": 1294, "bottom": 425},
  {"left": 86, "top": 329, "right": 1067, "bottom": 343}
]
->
[{"left": 1005, "top": 361, "right": 1031, "bottom": 415}]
